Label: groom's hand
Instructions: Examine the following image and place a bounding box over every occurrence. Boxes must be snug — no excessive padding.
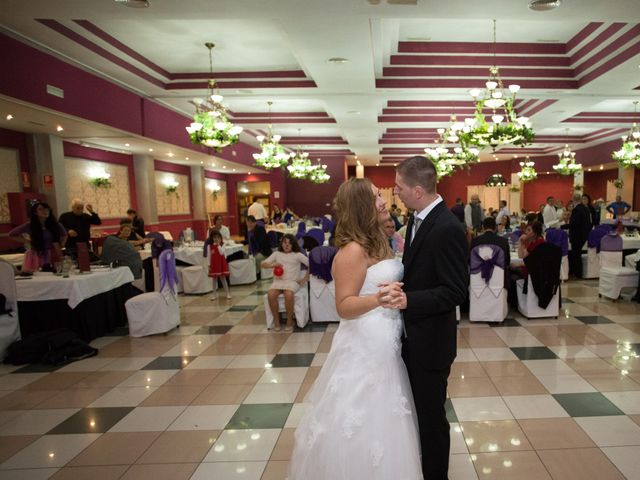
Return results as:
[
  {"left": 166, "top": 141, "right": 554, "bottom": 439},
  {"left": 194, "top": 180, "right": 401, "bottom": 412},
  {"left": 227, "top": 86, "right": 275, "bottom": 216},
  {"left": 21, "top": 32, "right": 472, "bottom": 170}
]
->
[{"left": 378, "top": 281, "right": 406, "bottom": 309}]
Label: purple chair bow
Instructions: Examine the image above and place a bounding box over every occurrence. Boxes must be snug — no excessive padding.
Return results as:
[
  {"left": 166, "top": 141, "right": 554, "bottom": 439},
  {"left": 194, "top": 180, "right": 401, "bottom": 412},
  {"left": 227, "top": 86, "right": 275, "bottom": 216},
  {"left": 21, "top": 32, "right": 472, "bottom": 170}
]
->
[
  {"left": 146, "top": 232, "right": 172, "bottom": 259},
  {"left": 158, "top": 249, "right": 179, "bottom": 295},
  {"left": 303, "top": 228, "right": 325, "bottom": 250},
  {"left": 321, "top": 217, "right": 335, "bottom": 233},
  {"left": 600, "top": 233, "right": 623, "bottom": 252},
  {"left": 509, "top": 229, "right": 523, "bottom": 243},
  {"left": 295, "top": 221, "right": 307, "bottom": 241},
  {"left": 309, "top": 246, "right": 338, "bottom": 283},
  {"left": 587, "top": 225, "right": 613, "bottom": 252},
  {"left": 470, "top": 245, "right": 506, "bottom": 284},
  {"left": 545, "top": 228, "right": 569, "bottom": 256}
]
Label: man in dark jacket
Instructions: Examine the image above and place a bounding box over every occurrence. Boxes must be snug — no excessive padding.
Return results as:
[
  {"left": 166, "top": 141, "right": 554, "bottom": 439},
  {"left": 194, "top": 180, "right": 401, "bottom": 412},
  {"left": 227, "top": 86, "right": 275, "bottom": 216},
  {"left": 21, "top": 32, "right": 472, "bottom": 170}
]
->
[
  {"left": 569, "top": 194, "right": 593, "bottom": 278},
  {"left": 59, "top": 199, "right": 101, "bottom": 253},
  {"left": 245, "top": 215, "right": 272, "bottom": 274}
]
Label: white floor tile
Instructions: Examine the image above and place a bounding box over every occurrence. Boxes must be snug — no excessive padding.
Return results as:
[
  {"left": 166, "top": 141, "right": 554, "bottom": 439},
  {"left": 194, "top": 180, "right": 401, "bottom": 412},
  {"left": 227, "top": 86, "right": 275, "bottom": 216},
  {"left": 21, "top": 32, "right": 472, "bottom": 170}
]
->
[
  {"left": 522, "top": 359, "right": 575, "bottom": 376},
  {"left": 0, "top": 409, "right": 79, "bottom": 436},
  {"left": 284, "top": 403, "right": 310, "bottom": 428},
  {"left": 0, "top": 468, "right": 59, "bottom": 479},
  {"left": 547, "top": 345, "right": 598, "bottom": 359},
  {"left": 243, "top": 383, "right": 301, "bottom": 404},
  {"left": 278, "top": 342, "right": 320, "bottom": 354},
  {"left": 258, "top": 367, "right": 308, "bottom": 384},
  {"left": 161, "top": 336, "right": 218, "bottom": 357},
  {"left": 471, "top": 348, "right": 518, "bottom": 362},
  {"left": 56, "top": 357, "right": 116, "bottom": 372},
  {"left": 98, "top": 357, "right": 157, "bottom": 371},
  {"left": 575, "top": 416, "right": 640, "bottom": 447},
  {"left": 535, "top": 374, "right": 597, "bottom": 394},
  {"left": 602, "top": 446, "right": 640, "bottom": 480},
  {"left": 190, "top": 461, "right": 266, "bottom": 480},
  {"left": 185, "top": 355, "right": 235, "bottom": 369},
  {"left": 227, "top": 355, "right": 274, "bottom": 369},
  {"left": 502, "top": 395, "right": 569, "bottom": 419},
  {"left": 168, "top": 405, "right": 239, "bottom": 431},
  {"left": 203, "top": 429, "right": 280, "bottom": 462},
  {"left": 450, "top": 397, "right": 513, "bottom": 422},
  {"left": 88, "top": 336, "right": 120, "bottom": 349},
  {"left": 586, "top": 344, "right": 624, "bottom": 357},
  {"left": 450, "top": 422, "right": 468, "bottom": 455},
  {"left": 449, "top": 453, "right": 478, "bottom": 480},
  {"left": 0, "top": 373, "right": 48, "bottom": 391},
  {"left": 227, "top": 325, "right": 269, "bottom": 334},
  {"left": 602, "top": 391, "right": 640, "bottom": 415},
  {"left": 285, "top": 332, "right": 325, "bottom": 344},
  {"left": 89, "top": 386, "right": 157, "bottom": 407},
  {"left": 310, "top": 353, "right": 328, "bottom": 366},
  {"left": 117, "top": 370, "right": 178, "bottom": 387},
  {"left": 108, "top": 406, "right": 186, "bottom": 432},
  {"left": 0, "top": 434, "right": 100, "bottom": 469}
]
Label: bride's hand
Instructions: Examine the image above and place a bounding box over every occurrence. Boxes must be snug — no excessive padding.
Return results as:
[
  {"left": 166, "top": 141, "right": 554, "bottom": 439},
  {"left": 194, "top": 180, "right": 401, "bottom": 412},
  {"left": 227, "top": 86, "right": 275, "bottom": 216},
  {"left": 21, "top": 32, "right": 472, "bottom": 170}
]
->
[{"left": 377, "top": 282, "right": 404, "bottom": 308}]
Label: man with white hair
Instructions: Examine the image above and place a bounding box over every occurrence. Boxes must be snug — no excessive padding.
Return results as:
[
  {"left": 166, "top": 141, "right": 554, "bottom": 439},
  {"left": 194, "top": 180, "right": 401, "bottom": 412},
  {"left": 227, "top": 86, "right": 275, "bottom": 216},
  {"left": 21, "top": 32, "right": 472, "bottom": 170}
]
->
[{"left": 59, "top": 199, "right": 102, "bottom": 252}]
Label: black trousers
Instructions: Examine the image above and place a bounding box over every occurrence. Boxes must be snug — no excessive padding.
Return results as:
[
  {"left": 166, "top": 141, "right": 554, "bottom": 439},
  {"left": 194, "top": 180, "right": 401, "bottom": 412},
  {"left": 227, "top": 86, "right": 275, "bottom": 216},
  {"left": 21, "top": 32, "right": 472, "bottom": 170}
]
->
[
  {"left": 569, "top": 234, "right": 586, "bottom": 278},
  {"left": 402, "top": 343, "right": 451, "bottom": 480}
]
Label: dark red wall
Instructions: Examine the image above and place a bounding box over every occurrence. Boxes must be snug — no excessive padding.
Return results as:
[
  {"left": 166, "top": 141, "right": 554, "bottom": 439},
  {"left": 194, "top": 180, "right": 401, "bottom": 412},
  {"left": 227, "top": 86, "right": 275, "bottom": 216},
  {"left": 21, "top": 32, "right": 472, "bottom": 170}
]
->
[
  {"left": 583, "top": 169, "right": 618, "bottom": 202},
  {"left": 285, "top": 158, "right": 346, "bottom": 217},
  {"left": 521, "top": 173, "right": 575, "bottom": 211}
]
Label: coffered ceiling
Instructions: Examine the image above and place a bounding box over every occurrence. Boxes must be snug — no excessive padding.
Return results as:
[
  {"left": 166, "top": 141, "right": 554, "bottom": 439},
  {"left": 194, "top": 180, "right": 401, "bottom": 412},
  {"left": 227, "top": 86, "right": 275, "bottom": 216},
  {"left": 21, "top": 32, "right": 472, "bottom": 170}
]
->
[{"left": 1, "top": 0, "right": 639, "bottom": 167}]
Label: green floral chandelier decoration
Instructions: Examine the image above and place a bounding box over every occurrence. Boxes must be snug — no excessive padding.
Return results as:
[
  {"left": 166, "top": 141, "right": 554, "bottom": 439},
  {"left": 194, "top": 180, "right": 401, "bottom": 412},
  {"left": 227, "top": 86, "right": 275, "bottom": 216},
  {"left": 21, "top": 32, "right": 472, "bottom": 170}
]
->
[
  {"left": 252, "top": 102, "right": 290, "bottom": 170},
  {"left": 457, "top": 21, "right": 535, "bottom": 150},
  {"left": 185, "top": 43, "right": 242, "bottom": 151},
  {"left": 306, "top": 160, "right": 330, "bottom": 184},
  {"left": 517, "top": 156, "right": 537, "bottom": 183},
  {"left": 287, "top": 150, "right": 312, "bottom": 179},
  {"left": 612, "top": 101, "right": 640, "bottom": 169},
  {"left": 486, "top": 174, "right": 508, "bottom": 187},
  {"left": 553, "top": 130, "right": 582, "bottom": 175},
  {"left": 431, "top": 116, "right": 481, "bottom": 168}
]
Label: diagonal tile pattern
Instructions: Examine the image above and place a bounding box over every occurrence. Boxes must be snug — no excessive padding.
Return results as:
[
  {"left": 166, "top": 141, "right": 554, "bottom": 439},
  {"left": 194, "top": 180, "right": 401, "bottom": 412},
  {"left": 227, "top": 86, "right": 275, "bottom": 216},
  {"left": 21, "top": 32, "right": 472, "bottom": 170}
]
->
[{"left": 0, "top": 279, "right": 638, "bottom": 479}]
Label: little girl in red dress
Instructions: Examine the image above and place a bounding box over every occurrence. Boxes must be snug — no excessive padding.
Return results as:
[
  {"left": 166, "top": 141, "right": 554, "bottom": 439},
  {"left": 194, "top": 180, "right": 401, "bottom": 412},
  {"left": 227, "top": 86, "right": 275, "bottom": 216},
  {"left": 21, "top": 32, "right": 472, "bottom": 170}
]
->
[{"left": 206, "top": 229, "right": 231, "bottom": 300}]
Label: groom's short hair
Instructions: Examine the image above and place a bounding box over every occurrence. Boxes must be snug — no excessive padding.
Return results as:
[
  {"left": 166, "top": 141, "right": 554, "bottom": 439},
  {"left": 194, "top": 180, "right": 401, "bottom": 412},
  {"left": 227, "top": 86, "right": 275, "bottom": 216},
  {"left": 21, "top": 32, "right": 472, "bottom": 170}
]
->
[{"left": 397, "top": 156, "right": 436, "bottom": 194}]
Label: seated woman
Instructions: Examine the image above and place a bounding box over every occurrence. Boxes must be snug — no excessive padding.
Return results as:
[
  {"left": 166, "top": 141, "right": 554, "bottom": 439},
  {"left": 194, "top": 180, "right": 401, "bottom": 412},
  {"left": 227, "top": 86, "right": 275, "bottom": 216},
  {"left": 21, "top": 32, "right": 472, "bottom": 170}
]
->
[
  {"left": 101, "top": 223, "right": 143, "bottom": 278},
  {"left": 516, "top": 220, "right": 545, "bottom": 278},
  {"left": 497, "top": 214, "right": 511, "bottom": 234},
  {"left": 261, "top": 234, "right": 309, "bottom": 332},
  {"left": 9, "top": 202, "right": 66, "bottom": 272},
  {"left": 212, "top": 214, "right": 231, "bottom": 241},
  {"left": 119, "top": 219, "right": 147, "bottom": 249}
]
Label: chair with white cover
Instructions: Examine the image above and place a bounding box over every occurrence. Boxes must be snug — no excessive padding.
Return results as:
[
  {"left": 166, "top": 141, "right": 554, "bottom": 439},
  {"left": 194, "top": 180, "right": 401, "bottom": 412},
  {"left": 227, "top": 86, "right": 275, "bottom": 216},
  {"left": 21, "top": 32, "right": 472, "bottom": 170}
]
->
[
  {"left": 581, "top": 226, "right": 613, "bottom": 279},
  {"left": 625, "top": 249, "right": 640, "bottom": 269},
  {"left": 0, "top": 260, "right": 20, "bottom": 361},
  {"left": 516, "top": 243, "right": 562, "bottom": 319},
  {"left": 599, "top": 234, "right": 623, "bottom": 268},
  {"left": 546, "top": 228, "right": 569, "bottom": 281},
  {"left": 469, "top": 245, "right": 508, "bottom": 323},
  {"left": 181, "top": 265, "right": 210, "bottom": 294},
  {"left": 263, "top": 272, "right": 310, "bottom": 329},
  {"left": 599, "top": 266, "right": 639, "bottom": 300},
  {"left": 229, "top": 258, "right": 257, "bottom": 285},
  {"left": 308, "top": 246, "right": 339, "bottom": 323},
  {"left": 125, "top": 250, "right": 180, "bottom": 337}
]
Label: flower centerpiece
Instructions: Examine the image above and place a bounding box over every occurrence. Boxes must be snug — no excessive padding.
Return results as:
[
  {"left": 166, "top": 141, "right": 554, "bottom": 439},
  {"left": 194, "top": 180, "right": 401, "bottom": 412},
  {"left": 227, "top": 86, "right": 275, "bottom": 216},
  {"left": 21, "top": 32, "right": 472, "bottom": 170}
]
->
[{"left": 612, "top": 178, "right": 624, "bottom": 189}]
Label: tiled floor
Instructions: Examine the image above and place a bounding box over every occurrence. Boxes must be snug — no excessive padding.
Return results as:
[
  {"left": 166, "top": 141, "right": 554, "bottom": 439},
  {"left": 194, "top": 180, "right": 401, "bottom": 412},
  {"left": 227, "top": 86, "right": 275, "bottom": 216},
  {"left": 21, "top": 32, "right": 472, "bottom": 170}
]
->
[{"left": 1, "top": 279, "right": 639, "bottom": 479}]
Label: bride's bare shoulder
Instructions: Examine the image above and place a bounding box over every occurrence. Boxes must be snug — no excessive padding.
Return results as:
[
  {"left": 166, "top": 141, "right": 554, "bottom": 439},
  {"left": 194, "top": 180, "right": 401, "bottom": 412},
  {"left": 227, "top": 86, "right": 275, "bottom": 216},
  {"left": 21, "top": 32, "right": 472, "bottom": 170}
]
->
[{"left": 334, "top": 242, "right": 367, "bottom": 267}]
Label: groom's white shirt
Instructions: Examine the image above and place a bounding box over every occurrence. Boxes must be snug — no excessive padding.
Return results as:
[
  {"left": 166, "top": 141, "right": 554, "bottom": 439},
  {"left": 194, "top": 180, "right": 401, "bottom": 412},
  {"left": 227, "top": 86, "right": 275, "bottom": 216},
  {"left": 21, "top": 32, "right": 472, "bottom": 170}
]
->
[{"left": 410, "top": 194, "right": 443, "bottom": 243}]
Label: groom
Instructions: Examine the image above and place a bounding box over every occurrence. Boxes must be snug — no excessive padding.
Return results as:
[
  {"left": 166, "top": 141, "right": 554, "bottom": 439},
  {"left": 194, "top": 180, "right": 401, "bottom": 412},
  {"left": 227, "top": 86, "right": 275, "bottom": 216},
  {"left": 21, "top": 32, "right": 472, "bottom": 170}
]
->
[{"left": 382, "top": 156, "right": 468, "bottom": 479}]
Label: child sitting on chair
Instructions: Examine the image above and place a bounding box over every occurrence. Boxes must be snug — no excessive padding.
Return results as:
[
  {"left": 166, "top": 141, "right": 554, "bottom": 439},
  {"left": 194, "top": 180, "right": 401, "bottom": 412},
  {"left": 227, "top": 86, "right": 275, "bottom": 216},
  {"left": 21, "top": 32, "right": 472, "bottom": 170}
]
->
[
  {"left": 205, "top": 229, "right": 231, "bottom": 300},
  {"left": 262, "top": 234, "right": 309, "bottom": 332}
]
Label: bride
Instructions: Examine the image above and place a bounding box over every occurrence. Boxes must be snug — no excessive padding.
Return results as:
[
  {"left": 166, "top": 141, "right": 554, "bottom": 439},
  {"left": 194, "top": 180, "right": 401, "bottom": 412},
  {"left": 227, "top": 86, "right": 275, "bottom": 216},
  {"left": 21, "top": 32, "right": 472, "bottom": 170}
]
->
[{"left": 288, "top": 178, "right": 423, "bottom": 479}]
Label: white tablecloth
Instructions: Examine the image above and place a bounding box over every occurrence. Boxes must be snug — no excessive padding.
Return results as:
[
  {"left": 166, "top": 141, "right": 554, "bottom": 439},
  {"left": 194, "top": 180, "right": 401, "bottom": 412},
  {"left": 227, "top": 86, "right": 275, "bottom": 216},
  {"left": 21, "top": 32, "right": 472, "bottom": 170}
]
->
[
  {"left": 0, "top": 253, "right": 24, "bottom": 267},
  {"left": 16, "top": 267, "right": 134, "bottom": 309},
  {"left": 622, "top": 235, "right": 640, "bottom": 250}
]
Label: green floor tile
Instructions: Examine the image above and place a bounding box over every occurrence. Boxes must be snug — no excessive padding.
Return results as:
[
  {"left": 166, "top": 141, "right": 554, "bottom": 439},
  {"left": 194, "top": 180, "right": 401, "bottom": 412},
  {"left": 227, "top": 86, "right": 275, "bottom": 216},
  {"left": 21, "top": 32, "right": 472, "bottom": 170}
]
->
[
  {"left": 510, "top": 346, "right": 558, "bottom": 360},
  {"left": 445, "top": 398, "right": 458, "bottom": 423},
  {"left": 552, "top": 392, "right": 625, "bottom": 417},
  {"left": 48, "top": 407, "right": 134, "bottom": 434},
  {"left": 574, "top": 316, "right": 614, "bottom": 324},
  {"left": 226, "top": 403, "right": 293, "bottom": 429},
  {"left": 228, "top": 305, "right": 257, "bottom": 312},
  {"left": 142, "top": 356, "right": 195, "bottom": 370},
  {"left": 489, "top": 318, "right": 521, "bottom": 327},
  {"left": 270, "top": 353, "right": 315, "bottom": 367}
]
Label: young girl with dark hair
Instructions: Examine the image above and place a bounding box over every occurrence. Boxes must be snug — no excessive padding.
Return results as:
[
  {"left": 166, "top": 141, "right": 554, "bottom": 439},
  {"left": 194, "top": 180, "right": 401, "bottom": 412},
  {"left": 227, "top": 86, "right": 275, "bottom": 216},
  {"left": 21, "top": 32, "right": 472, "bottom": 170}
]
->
[{"left": 205, "top": 229, "right": 231, "bottom": 300}]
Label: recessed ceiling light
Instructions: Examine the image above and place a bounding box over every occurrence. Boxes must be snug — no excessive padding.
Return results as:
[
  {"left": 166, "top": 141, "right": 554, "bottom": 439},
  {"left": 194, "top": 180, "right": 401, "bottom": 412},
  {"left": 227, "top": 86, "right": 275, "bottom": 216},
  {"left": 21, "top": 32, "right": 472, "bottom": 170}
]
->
[
  {"left": 232, "top": 169, "right": 236, "bottom": 172},
  {"left": 5, "top": 114, "right": 13, "bottom": 120},
  {"left": 235, "top": 89, "right": 253, "bottom": 94},
  {"left": 222, "top": 165, "right": 226, "bottom": 169},
  {"left": 248, "top": 172, "right": 251, "bottom": 174},
  {"left": 328, "top": 57, "right": 350, "bottom": 64},
  {"left": 588, "top": 168, "right": 592, "bottom": 171},
  {"left": 56, "top": 125, "right": 64, "bottom": 132},
  {"left": 376, "top": 163, "right": 379, "bottom": 166},
  {"left": 125, "top": 143, "right": 130, "bottom": 147},
  {"left": 114, "top": 0, "right": 149, "bottom": 7},
  {"left": 599, "top": 164, "right": 603, "bottom": 170},
  {"left": 148, "top": 148, "right": 153, "bottom": 152},
  {"left": 347, "top": 110, "right": 361, "bottom": 115},
  {"left": 168, "top": 152, "right": 174, "bottom": 157},
  {"left": 528, "top": 0, "right": 561, "bottom": 11},
  {"left": 552, "top": 110, "right": 565, "bottom": 114},
  {"left": 185, "top": 157, "right": 189, "bottom": 160},
  {"left": 200, "top": 161, "right": 204, "bottom": 164}
]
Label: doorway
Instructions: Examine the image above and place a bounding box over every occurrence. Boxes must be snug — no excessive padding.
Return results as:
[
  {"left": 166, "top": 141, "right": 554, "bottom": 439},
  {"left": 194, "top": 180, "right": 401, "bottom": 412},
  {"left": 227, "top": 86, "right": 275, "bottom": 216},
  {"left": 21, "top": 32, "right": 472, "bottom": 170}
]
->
[{"left": 237, "top": 181, "right": 271, "bottom": 238}]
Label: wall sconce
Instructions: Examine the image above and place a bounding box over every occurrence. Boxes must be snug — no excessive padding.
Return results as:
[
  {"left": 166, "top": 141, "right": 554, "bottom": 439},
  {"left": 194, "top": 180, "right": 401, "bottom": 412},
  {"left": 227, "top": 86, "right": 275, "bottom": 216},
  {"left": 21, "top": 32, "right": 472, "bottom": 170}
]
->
[
  {"left": 206, "top": 180, "right": 222, "bottom": 200},
  {"left": 163, "top": 177, "right": 180, "bottom": 195},
  {"left": 88, "top": 166, "right": 112, "bottom": 188}
]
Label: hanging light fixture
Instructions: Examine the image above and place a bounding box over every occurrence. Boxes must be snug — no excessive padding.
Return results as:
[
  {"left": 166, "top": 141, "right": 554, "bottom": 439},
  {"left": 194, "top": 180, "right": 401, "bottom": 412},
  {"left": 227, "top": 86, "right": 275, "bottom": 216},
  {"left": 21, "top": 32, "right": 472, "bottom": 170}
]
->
[
  {"left": 252, "top": 101, "right": 290, "bottom": 170},
  {"left": 307, "top": 159, "right": 330, "bottom": 184},
  {"left": 458, "top": 20, "right": 535, "bottom": 150},
  {"left": 485, "top": 174, "right": 508, "bottom": 187},
  {"left": 553, "top": 128, "right": 582, "bottom": 175},
  {"left": 427, "top": 115, "right": 481, "bottom": 168},
  {"left": 185, "top": 43, "right": 242, "bottom": 151},
  {"left": 612, "top": 101, "right": 640, "bottom": 169},
  {"left": 287, "top": 129, "right": 313, "bottom": 179},
  {"left": 517, "top": 156, "right": 537, "bottom": 182}
]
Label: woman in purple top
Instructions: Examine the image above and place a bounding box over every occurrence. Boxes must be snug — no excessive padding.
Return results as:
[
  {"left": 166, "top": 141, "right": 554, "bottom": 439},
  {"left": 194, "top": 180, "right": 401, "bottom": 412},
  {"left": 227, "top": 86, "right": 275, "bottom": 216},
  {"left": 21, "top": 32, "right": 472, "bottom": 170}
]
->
[{"left": 9, "top": 202, "right": 67, "bottom": 271}]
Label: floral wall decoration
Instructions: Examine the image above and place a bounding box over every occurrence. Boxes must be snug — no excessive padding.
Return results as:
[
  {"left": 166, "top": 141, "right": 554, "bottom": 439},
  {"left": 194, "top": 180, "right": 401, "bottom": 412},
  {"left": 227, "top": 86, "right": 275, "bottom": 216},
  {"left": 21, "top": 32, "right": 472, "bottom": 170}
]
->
[{"left": 65, "top": 158, "right": 130, "bottom": 218}]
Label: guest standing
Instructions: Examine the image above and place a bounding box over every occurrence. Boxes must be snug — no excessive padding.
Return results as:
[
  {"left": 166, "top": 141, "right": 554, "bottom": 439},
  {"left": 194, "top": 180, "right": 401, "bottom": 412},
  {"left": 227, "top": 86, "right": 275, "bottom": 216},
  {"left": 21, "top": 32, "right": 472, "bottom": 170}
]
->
[
  {"left": 126, "top": 209, "right": 145, "bottom": 238},
  {"left": 606, "top": 195, "right": 631, "bottom": 219},
  {"left": 464, "top": 194, "right": 484, "bottom": 234},
  {"left": 569, "top": 194, "right": 593, "bottom": 278},
  {"left": 205, "top": 229, "right": 231, "bottom": 300},
  {"left": 383, "top": 217, "right": 405, "bottom": 254},
  {"left": 451, "top": 197, "right": 466, "bottom": 227},
  {"left": 246, "top": 215, "right": 272, "bottom": 274},
  {"left": 248, "top": 199, "right": 267, "bottom": 223},
  {"left": 212, "top": 214, "right": 231, "bottom": 241},
  {"left": 9, "top": 202, "right": 67, "bottom": 272},
  {"left": 58, "top": 199, "right": 101, "bottom": 252}
]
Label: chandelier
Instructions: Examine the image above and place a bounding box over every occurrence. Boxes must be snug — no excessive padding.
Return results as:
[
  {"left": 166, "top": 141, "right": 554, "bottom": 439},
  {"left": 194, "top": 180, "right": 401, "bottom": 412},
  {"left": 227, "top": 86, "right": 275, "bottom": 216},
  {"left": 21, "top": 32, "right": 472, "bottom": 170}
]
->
[
  {"left": 485, "top": 174, "right": 508, "bottom": 187},
  {"left": 428, "top": 116, "right": 481, "bottom": 168},
  {"left": 430, "top": 157, "right": 456, "bottom": 181},
  {"left": 457, "top": 21, "right": 535, "bottom": 150},
  {"left": 517, "top": 156, "right": 537, "bottom": 183},
  {"left": 612, "top": 101, "right": 640, "bottom": 169},
  {"left": 252, "top": 101, "right": 290, "bottom": 170},
  {"left": 307, "top": 160, "right": 330, "bottom": 184},
  {"left": 553, "top": 130, "right": 582, "bottom": 175},
  {"left": 185, "top": 43, "right": 242, "bottom": 151},
  {"left": 286, "top": 129, "right": 314, "bottom": 179}
]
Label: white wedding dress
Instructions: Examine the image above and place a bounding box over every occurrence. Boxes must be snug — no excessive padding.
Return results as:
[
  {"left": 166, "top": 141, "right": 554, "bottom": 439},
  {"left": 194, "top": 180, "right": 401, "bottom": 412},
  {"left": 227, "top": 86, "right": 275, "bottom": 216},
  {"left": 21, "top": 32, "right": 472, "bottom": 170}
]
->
[{"left": 288, "top": 259, "right": 423, "bottom": 480}]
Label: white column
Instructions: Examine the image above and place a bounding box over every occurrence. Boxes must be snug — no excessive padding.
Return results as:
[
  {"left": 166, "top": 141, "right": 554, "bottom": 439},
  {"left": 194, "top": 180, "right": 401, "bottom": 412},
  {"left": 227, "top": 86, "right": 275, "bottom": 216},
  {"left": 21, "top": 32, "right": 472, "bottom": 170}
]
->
[
  {"left": 26, "top": 134, "right": 67, "bottom": 214},
  {"left": 133, "top": 154, "right": 158, "bottom": 225},
  {"left": 190, "top": 165, "right": 206, "bottom": 221},
  {"left": 355, "top": 164, "right": 364, "bottom": 178}
]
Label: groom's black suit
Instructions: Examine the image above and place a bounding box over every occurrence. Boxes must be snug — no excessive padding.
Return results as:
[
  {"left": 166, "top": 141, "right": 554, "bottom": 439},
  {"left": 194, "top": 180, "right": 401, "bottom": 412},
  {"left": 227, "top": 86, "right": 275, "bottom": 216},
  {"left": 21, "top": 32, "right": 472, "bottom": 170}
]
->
[{"left": 401, "top": 201, "right": 468, "bottom": 480}]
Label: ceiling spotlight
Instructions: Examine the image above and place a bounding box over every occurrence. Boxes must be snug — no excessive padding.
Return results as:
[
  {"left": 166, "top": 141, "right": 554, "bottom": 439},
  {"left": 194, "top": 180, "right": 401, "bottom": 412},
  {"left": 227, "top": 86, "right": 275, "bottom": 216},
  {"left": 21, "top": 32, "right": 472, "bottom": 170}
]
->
[
  {"left": 6, "top": 114, "right": 13, "bottom": 120},
  {"left": 328, "top": 57, "right": 350, "bottom": 64},
  {"left": 168, "top": 152, "right": 174, "bottom": 157},
  {"left": 56, "top": 125, "right": 64, "bottom": 132},
  {"left": 124, "top": 143, "right": 130, "bottom": 147},
  {"left": 200, "top": 161, "right": 204, "bottom": 164},
  {"left": 114, "top": 0, "right": 150, "bottom": 7},
  {"left": 528, "top": 0, "right": 561, "bottom": 11},
  {"left": 347, "top": 110, "right": 361, "bottom": 115},
  {"left": 222, "top": 165, "right": 226, "bottom": 169},
  {"left": 185, "top": 157, "right": 189, "bottom": 160},
  {"left": 232, "top": 169, "right": 236, "bottom": 172},
  {"left": 148, "top": 148, "right": 153, "bottom": 152}
]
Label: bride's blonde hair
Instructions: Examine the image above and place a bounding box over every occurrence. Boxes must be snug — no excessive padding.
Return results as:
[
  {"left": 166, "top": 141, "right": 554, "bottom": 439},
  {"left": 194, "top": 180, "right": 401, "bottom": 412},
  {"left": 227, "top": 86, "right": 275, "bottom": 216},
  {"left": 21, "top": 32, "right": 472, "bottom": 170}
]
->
[{"left": 333, "top": 178, "right": 389, "bottom": 260}]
